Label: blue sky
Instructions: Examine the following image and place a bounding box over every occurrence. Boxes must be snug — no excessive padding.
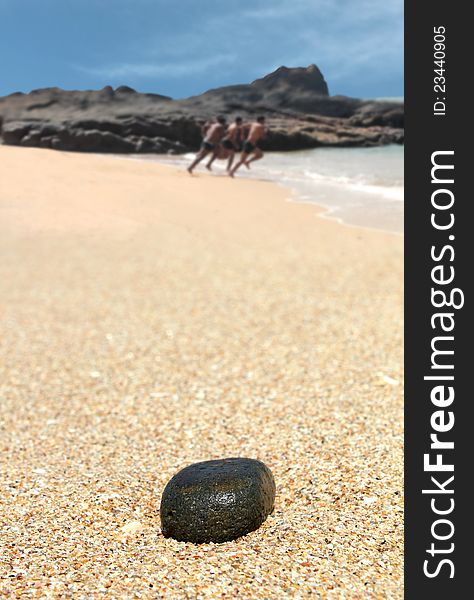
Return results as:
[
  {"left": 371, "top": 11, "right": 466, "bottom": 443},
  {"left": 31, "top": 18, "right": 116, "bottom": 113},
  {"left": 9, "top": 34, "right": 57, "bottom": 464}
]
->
[{"left": 0, "top": 0, "right": 403, "bottom": 99}]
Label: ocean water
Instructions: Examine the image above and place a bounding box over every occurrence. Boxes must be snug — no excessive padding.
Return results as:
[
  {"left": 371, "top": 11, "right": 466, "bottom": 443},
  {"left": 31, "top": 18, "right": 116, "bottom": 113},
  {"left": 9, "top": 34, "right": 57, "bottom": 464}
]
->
[{"left": 138, "top": 144, "right": 404, "bottom": 234}]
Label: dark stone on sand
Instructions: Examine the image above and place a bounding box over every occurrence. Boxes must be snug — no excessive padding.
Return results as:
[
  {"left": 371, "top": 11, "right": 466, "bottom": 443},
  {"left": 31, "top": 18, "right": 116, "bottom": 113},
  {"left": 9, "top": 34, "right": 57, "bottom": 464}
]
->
[{"left": 160, "top": 458, "right": 275, "bottom": 544}]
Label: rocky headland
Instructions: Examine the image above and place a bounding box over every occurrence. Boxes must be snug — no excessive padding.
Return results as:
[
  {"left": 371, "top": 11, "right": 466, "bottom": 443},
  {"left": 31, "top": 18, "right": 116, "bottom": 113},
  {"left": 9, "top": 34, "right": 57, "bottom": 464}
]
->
[{"left": 0, "top": 64, "right": 403, "bottom": 154}]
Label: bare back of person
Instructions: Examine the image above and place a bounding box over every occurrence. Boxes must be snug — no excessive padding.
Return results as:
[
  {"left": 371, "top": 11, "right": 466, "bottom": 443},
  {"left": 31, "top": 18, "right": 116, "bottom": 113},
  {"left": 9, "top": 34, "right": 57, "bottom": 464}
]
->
[
  {"left": 205, "top": 123, "right": 226, "bottom": 145},
  {"left": 206, "top": 118, "right": 243, "bottom": 172},
  {"left": 187, "top": 117, "right": 226, "bottom": 174},
  {"left": 229, "top": 117, "right": 267, "bottom": 177},
  {"left": 226, "top": 122, "right": 241, "bottom": 144},
  {"left": 246, "top": 122, "right": 266, "bottom": 144}
]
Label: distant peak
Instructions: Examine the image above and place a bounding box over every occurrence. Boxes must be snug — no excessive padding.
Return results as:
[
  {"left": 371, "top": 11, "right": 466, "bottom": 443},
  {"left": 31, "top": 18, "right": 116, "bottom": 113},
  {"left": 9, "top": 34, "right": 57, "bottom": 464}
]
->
[
  {"left": 115, "top": 85, "right": 136, "bottom": 94},
  {"left": 251, "top": 64, "right": 329, "bottom": 96}
]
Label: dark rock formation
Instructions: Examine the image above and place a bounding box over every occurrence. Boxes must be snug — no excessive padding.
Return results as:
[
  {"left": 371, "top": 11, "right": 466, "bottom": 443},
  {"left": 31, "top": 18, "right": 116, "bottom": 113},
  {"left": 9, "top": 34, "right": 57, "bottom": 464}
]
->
[
  {"left": 0, "top": 65, "right": 403, "bottom": 153},
  {"left": 2, "top": 121, "right": 31, "bottom": 145},
  {"left": 115, "top": 85, "right": 136, "bottom": 94},
  {"left": 1, "top": 118, "right": 191, "bottom": 153},
  {"left": 252, "top": 64, "right": 329, "bottom": 95},
  {"left": 160, "top": 458, "right": 276, "bottom": 544}
]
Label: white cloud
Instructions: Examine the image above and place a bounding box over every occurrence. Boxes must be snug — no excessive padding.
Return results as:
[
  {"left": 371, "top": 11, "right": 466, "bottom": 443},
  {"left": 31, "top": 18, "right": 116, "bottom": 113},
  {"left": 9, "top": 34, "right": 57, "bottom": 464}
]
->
[
  {"left": 73, "top": 0, "right": 402, "bottom": 95},
  {"left": 240, "top": 0, "right": 401, "bottom": 23},
  {"left": 75, "top": 53, "right": 237, "bottom": 79}
]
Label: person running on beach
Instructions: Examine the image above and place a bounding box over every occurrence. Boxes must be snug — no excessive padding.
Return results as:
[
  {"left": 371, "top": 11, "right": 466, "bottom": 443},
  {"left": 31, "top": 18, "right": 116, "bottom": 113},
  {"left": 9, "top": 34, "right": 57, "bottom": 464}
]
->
[
  {"left": 205, "top": 144, "right": 232, "bottom": 167},
  {"left": 229, "top": 116, "right": 267, "bottom": 177},
  {"left": 187, "top": 116, "right": 226, "bottom": 174},
  {"left": 206, "top": 116, "right": 243, "bottom": 172}
]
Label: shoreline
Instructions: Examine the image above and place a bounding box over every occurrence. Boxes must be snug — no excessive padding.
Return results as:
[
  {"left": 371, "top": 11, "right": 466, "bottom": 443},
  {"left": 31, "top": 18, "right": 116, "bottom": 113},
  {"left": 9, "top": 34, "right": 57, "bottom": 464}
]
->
[
  {"left": 0, "top": 146, "right": 403, "bottom": 598},
  {"left": 120, "top": 148, "right": 404, "bottom": 236},
  {"left": 279, "top": 183, "right": 404, "bottom": 238}
]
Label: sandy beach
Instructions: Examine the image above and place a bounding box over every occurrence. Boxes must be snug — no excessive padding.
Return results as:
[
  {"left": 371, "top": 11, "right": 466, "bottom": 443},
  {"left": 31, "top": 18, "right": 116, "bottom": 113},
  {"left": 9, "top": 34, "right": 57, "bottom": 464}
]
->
[{"left": 0, "top": 146, "right": 403, "bottom": 598}]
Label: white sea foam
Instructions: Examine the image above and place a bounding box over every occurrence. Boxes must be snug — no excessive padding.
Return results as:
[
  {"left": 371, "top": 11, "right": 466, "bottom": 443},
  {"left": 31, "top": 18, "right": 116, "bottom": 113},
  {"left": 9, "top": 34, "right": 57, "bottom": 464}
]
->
[{"left": 132, "top": 145, "right": 404, "bottom": 233}]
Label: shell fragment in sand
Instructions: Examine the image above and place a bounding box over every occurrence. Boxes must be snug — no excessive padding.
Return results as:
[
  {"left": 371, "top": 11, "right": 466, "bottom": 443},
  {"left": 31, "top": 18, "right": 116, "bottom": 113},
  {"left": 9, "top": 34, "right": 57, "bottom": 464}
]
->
[
  {"left": 377, "top": 372, "right": 400, "bottom": 386},
  {"left": 118, "top": 520, "right": 144, "bottom": 541}
]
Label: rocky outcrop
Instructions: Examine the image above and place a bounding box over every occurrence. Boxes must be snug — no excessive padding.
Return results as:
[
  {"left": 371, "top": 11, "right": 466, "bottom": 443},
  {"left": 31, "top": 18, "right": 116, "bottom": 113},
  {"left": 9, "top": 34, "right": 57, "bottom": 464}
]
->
[
  {"left": 252, "top": 64, "right": 329, "bottom": 95},
  {"left": 0, "top": 66, "right": 403, "bottom": 153},
  {"left": 1, "top": 117, "right": 195, "bottom": 153}
]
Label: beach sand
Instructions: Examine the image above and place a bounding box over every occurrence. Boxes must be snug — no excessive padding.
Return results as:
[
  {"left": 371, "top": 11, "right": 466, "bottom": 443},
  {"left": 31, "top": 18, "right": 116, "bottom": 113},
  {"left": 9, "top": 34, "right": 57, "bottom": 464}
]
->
[{"left": 0, "top": 146, "right": 403, "bottom": 598}]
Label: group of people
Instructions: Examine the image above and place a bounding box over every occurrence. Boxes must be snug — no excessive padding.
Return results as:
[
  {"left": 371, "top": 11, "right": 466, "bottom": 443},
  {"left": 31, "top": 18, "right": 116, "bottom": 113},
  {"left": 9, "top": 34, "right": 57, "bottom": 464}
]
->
[{"left": 187, "top": 115, "right": 267, "bottom": 177}]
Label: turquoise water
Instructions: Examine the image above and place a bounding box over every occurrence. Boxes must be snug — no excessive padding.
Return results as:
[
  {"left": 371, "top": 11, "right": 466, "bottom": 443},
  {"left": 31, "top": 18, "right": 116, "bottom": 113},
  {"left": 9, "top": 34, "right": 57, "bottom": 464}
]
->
[{"left": 259, "top": 145, "right": 404, "bottom": 233}]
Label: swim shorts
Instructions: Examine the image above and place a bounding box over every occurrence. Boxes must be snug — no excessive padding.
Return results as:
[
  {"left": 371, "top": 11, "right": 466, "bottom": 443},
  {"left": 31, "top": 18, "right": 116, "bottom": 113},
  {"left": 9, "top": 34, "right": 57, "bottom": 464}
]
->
[
  {"left": 201, "top": 140, "right": 215, "bottom": 151},
  {"left": 222, "top": 138, "right": 235, "bottom": 150},
  {"left": 243, "top": 141, "right": 255, "bottom": 154}
]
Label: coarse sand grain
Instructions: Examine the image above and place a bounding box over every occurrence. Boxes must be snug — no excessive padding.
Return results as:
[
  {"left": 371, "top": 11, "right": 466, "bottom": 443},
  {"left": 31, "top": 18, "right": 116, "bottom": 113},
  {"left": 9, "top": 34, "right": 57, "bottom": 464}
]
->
[{"left": 0, "top": 147, "right": 403, "bottom": 598}]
